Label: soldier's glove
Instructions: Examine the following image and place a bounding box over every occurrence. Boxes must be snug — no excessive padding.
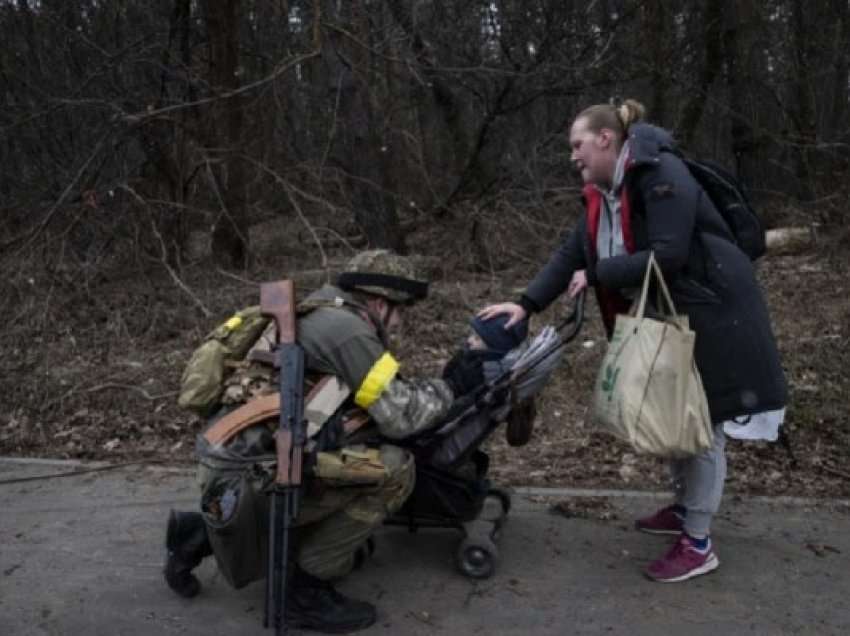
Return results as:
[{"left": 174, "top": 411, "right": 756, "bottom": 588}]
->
[{"left": 442, "top": 348, "right": 486, "bottom": 398}]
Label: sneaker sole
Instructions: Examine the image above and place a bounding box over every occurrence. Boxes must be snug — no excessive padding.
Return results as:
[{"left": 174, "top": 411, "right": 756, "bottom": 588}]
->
[
  {"left": 635, "top": 526, "right": 683, "bottom": 536},
  {"left": 646, "top": 553, "right": 720, "bottom": 583}
]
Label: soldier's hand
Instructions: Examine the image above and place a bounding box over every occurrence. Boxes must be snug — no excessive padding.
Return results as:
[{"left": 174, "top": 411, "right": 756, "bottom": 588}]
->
[{"left": 442, "top": 349, "right": 485, "bottom": 398}]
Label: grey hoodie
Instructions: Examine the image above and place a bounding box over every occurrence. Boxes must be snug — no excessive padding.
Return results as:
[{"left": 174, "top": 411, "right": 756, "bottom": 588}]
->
[{"left": 594, "top": 141, "right": 632, "bottom": 261}]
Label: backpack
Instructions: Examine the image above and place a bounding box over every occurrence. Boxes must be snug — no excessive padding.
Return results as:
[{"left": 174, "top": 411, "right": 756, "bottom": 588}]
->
[
  {"left": 678, "top": 155, "right": 766, "bottom": 260},
  {"left": 178, "top": 306, "right": 271, "bottom": 415},
  {"left": 177, "top": 296, "right": 352, "bottom": 416}
]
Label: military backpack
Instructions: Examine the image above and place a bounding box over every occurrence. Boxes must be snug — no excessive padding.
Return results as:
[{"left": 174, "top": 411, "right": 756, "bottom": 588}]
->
[{"left": 178, "top": 306, "right": 271, "bottom": 415}]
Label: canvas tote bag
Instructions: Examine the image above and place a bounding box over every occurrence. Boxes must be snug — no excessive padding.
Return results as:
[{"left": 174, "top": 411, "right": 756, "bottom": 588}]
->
[{"left": 592, "top": 253, "right": 713, "bottom": 457}]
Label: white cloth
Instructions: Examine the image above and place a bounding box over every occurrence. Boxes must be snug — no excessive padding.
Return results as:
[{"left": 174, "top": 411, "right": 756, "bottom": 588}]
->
[{"left": 722, "top": 408, "right": 785, "bottom": 441}]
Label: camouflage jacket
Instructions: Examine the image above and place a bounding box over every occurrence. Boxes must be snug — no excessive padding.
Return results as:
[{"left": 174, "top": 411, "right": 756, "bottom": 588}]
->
[{"left": 220, "top": 284, "right": 453, "bottom": 441}]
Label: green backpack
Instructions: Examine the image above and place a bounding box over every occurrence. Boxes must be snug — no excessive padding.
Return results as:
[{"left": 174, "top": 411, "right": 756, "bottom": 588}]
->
[{"left": 178, "top": 306, "right": 271, "bottom": 415}]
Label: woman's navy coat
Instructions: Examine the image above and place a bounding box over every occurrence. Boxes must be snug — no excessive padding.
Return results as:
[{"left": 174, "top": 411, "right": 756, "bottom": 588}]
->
[{"left": 521, "top": 124, "right": 787, "bottom": 423}]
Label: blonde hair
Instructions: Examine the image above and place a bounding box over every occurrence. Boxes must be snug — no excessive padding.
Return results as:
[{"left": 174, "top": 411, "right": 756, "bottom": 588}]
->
[{"left": 574, "top": 98, "right": 646, "bottom": 144}]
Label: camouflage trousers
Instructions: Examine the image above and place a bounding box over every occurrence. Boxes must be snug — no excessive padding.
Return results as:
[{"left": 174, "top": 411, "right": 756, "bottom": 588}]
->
[{"left": 198, "top": 444, "right": 414, "bottom": 588}]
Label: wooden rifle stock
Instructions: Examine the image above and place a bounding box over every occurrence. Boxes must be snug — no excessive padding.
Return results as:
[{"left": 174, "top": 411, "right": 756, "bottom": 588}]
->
[
  {"left": 261, "top": 280, "right": 296, "bottom": 346},
  {"left": 260, "top": 279, "right": 305, "bottom": 635}
]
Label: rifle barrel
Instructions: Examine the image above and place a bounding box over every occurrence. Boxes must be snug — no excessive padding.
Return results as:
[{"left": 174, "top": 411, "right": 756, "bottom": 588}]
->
[{"left": 260, "top": 279, "right": 306, "bottom": 636}]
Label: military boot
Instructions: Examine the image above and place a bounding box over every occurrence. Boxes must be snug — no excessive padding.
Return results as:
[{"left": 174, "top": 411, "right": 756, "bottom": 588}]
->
[
  {"left": 352, "top": 537, "right": 376, "bottom": 571},
  {"left": 163, "top": 510, "right": 213, "bottom": 598},
  {"left": 286, "top": 566, "right": 377, "bottom": 633}
]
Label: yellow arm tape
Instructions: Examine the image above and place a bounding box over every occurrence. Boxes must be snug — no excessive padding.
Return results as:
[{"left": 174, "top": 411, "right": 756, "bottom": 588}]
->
[
  {"left": 354, "top": 352, "right": 400, "bottom": 408},
  {"left": 224, "top": 315, "right": 243, "bottom": 331}
]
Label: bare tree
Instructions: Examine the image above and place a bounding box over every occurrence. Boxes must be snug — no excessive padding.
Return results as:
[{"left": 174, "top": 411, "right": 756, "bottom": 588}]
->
[
  {"left": 676, "top": 0, "right": 725, "bottom": 148},
  {"left": 203, "top": 0, "right": 249, "bottom": 268},
  {"left": 1, "top": 0, "right": 847, "bottom": 273}
]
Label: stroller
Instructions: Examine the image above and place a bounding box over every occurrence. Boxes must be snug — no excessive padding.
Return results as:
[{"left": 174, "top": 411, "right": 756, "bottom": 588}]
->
[{"left": 385, "top": 294, "right": 585, "bottom": 579}]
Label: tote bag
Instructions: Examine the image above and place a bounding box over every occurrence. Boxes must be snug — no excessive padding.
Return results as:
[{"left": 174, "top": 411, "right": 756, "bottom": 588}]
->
[{"left": 591, "top": 253, "right": 713, "bottom": 457}]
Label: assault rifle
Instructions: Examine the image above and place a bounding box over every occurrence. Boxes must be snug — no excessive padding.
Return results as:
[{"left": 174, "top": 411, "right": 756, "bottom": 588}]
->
[{"left": 260, "top": 280, "right": 305, "bottom": 636}]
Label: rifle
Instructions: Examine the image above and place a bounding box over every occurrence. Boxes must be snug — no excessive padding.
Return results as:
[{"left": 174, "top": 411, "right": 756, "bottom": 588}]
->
[{"left": 260, "top": 280, "right": 305, "bottom": 636}]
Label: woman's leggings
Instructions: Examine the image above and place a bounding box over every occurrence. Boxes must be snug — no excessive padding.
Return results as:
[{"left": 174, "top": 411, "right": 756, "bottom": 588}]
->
[{"left": 670, "top": 424, "right": 727, "bottom": 537}]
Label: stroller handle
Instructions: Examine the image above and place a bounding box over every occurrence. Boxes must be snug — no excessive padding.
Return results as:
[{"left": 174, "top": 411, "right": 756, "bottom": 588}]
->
[{"left": 555, "top": 290, "right": 585, "bottom": 343}]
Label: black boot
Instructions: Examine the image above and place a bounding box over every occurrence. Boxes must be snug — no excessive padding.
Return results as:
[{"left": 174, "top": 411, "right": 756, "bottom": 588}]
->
[
  {"left": 163, "top": 510, "right": 213, "bottom": 598},
  {"left": 286, "top": 566, "right": 377, "bottom": 633},
  {"left": 353, "top": 537, "right": 376, "bottom": 571}
]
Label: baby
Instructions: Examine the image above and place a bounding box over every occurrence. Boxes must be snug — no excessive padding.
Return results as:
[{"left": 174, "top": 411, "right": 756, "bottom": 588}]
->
[
  {"left": 442, "top": 314, "right": 529, "bottom": 397},
  {"left": 466, "top": 314, "right": 529, "bottom": 359}
]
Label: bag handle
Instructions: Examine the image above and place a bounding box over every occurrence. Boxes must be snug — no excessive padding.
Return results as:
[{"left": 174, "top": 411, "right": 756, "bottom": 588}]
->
[{"left": 633, "top": 252, "right": 683, "bottom": 327}]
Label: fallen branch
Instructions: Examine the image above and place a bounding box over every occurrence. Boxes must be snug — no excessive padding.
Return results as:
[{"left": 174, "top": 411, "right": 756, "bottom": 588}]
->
[
  {"left": 82, "top": 383, "right": 178, "bottom": 401},
  {"left": 0, "top": 460, "right": 158, "bottom": 485},
  {"left": 821, "top": 464, "right": 850, "bottom": 481},
  {"left": 766, "top": 226, "right": 816, "bottom": 256},
  {"left": 42, "top": 381, "right": 177, "bottom": 413},
  {"left": 0, "top": 459, "right": 193, "bottom": 486}
]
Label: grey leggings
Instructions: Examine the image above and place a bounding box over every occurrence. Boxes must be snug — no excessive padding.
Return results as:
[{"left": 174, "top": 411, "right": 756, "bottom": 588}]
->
[{"left": 671, "top": 424, "right": 727, "bottom": 536}]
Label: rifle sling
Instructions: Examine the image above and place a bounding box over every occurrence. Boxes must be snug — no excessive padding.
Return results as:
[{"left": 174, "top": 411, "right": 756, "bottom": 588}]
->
[{"left": 203, "top": 375, "right": 369, "bottom": 446}]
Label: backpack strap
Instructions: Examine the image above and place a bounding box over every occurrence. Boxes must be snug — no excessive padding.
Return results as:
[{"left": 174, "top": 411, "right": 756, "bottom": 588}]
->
[{"left": 203, "top": 375, "right": 368, "bottom": 446}]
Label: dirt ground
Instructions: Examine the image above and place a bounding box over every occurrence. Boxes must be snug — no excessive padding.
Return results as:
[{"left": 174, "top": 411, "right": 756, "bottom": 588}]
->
[{"left": 1, "top": 213, "right": 848, "bottom": 498}]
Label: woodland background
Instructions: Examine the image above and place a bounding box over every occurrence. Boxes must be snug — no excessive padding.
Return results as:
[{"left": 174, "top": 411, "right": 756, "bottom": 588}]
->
[{"left": 1, "top": 1, "right": 848, "bottom": 496}]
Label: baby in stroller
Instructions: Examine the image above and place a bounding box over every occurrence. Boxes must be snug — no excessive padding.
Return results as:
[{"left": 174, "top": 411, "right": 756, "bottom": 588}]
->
[
  {"left": 441, "top": 313, "right": 529, "bottom": 400},
  {"left": 386, "top": 308, "right": 575, "bottom": 578}
]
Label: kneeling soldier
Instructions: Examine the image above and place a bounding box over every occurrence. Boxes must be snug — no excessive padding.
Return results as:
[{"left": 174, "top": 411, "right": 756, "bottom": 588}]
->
[{"left": 164, "top": 250, "right": 458, "bottom": 633}]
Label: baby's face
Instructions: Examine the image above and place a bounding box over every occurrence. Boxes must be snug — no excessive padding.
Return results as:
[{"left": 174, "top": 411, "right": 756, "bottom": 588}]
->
[{"left": 467, "top": 332, "right": 487, "bottom": 350}]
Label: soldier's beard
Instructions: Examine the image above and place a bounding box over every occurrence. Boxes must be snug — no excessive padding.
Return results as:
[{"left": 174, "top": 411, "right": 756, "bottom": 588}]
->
[{"left": 386, "top": 330, "right": 402, "bottom": 354}]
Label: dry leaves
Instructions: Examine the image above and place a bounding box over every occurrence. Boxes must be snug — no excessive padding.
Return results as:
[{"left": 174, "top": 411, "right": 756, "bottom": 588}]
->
[{"left": 548, "top": 497, "right": 619, "bottom": 521}]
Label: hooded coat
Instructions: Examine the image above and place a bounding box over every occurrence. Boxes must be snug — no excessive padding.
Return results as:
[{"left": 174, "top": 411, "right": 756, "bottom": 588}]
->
[{"left": 520, "top": 123, "right": 787, "bottom": 423}]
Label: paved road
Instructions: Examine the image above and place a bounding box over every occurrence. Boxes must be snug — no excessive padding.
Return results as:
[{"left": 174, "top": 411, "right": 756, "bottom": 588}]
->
[{"left": 1, "top": 458, "right": 848, "bottom": 635}]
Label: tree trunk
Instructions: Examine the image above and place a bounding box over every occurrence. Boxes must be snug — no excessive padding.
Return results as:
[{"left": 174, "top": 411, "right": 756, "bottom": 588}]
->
[
  {"left": 385, "top": 0, "right": 472, "bottom": 211},
  {"left": 148, "top": 0, "right": 194, "bottom": 266},
  {"left": 722, "top": 0, "right": 761, "bottom": 188},
  {"left": 643, "top": 3, "right": 670, "bottom": 127},
  {"left": 789, "top": 0, "right": 816, "bottom": 201},
  {"left": 204, "top": 0, "right": 249, "bottom": 268},
  {"left": 828, "top": 0, "right": 849, "bottom": 185},
  {"left": 329, "top": 1, "right": 405, "bottom": 252},
  {"left": 677, "top": 0, "right": 724, "bottom": 148}
]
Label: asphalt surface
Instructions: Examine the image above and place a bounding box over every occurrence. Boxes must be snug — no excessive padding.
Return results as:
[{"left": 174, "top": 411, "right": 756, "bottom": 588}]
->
[{"left": 1, "top": 457, "right": 849, "bottom": 636}]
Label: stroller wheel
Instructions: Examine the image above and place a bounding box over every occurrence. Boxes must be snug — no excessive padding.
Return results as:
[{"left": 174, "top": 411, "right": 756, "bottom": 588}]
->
[{"left": 455, "top": 535, "right": 499, "bottom": 579}]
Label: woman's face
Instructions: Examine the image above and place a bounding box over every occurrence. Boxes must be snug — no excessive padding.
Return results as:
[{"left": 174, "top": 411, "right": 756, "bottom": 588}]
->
[{"left": 569, "top": 117, "right": 617, "bottom": 186}]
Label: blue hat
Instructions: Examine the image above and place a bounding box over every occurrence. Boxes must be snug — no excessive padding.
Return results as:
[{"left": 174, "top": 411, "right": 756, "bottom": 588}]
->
[{"left": 470, "top": 314, "right": 528, "bottom": 355}]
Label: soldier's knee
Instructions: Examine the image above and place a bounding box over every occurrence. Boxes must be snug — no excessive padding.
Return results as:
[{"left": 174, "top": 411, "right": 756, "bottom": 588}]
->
[{"left": 378, "top": 445, "right": 415, "bottom": 511}]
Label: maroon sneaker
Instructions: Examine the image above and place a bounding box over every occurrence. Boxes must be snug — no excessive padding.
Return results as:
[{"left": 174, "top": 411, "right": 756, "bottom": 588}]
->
[
  {"left": 635, "top": 505, "right": 685, "bottom": 535},
  {"left": 645, "top": 534, "right": 719, "bottom": 582}
]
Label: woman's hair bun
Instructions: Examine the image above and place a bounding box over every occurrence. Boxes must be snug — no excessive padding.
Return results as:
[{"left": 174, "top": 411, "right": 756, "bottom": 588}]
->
[{"left": 617, "top": 99, "right": 646, "bottom": 129}]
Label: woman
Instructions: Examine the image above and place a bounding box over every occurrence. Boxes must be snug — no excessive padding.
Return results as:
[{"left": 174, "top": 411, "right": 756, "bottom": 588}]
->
[{"left": 479, "top": 99, "right": 787, "bottom": 582}]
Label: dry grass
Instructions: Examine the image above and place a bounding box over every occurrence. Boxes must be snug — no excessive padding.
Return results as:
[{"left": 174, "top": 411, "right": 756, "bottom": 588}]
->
[{"left": 1, "top": 210, "right": 848, "bottom": 497}]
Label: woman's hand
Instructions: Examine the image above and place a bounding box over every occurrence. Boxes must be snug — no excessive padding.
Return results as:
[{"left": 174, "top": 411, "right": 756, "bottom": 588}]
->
[
  {"left": 568, "top": 269, "right": 587, "bottom": 298},
  {"left": 477, "top": 302, "right": 527, "bottom": 328}
]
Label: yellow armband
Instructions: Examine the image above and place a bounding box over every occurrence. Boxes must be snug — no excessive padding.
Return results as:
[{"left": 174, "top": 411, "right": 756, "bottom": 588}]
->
[{"left": 354, "top": 352, "right": 400, "bottom": 408}]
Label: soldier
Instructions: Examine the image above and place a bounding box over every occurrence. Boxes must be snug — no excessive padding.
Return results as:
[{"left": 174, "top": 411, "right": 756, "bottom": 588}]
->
[{"left": 164, "top": 250, "right": 459, "bottom": 633}]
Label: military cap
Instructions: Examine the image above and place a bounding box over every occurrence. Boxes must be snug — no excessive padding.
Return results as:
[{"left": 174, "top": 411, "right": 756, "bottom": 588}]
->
[{"left": 337, "top": 249, "right": 429, "bottom": 305}]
